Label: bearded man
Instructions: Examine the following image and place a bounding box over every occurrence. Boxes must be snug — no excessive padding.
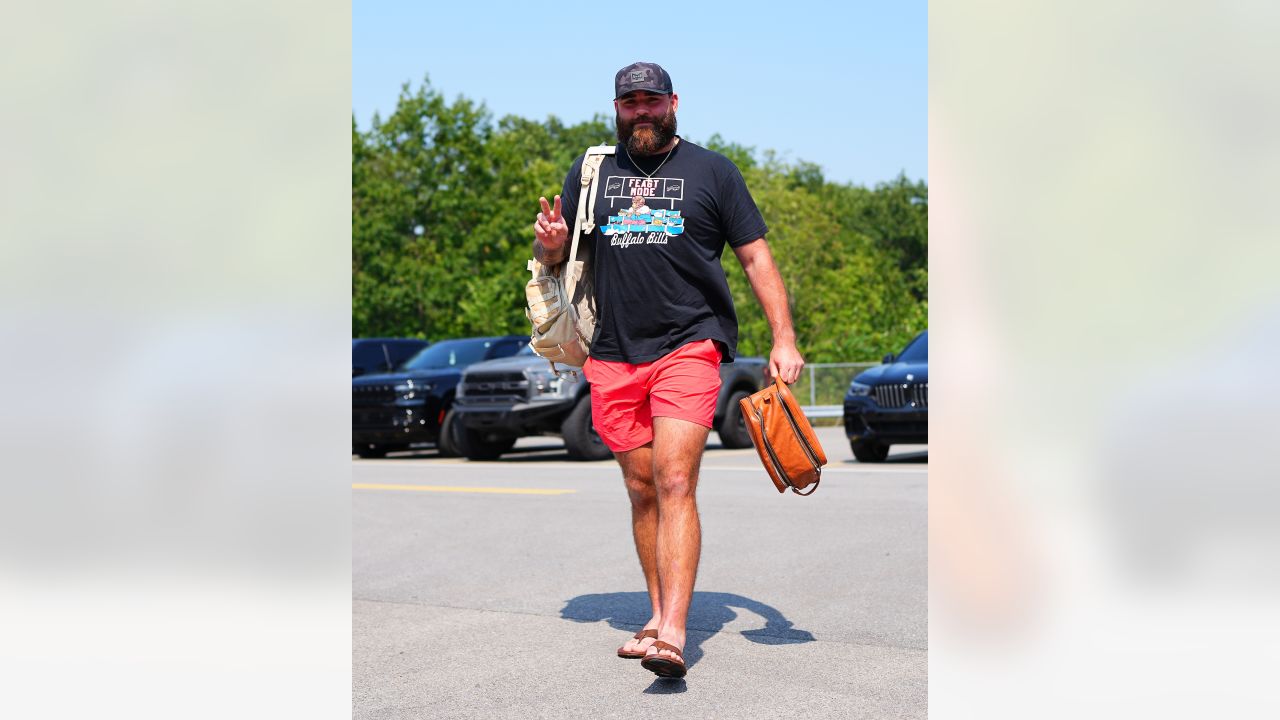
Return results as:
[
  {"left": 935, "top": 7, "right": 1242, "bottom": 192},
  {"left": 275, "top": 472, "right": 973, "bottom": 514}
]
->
[{"left": 532, "top": 61, "right": 804, "bottom": 680}]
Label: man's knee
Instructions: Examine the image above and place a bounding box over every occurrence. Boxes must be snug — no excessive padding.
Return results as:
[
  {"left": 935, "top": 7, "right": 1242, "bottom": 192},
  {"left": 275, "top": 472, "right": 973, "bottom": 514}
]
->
[
  {"left": 623, "top": 467, "right": 657, "bottom": 506},
  {"left": 655, "top": 467, "right": 697, "bottom": 498}
]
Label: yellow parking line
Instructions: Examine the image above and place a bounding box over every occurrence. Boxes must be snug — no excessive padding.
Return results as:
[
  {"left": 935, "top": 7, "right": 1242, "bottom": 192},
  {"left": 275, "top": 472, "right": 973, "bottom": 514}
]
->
[{"left": 352, "top": 483, "right": 575, "bottom": 495}]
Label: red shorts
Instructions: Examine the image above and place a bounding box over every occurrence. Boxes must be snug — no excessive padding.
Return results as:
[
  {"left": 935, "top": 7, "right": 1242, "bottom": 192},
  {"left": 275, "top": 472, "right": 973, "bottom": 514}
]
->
[{"left": 583, "top": 339, "right": 723, "bottom": 453}]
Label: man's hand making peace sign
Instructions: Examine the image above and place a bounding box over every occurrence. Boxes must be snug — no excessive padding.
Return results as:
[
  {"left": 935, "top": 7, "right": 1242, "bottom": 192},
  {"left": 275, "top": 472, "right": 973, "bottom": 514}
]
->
[{"left": 534, "top": 194, "right": 569, "bottom": 247}]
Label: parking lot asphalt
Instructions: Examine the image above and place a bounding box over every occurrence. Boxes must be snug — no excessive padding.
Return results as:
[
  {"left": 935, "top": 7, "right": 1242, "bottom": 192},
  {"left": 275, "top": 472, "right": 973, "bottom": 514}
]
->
[{"left": 353, "top": 427, "right": 927, "bottom": 719}]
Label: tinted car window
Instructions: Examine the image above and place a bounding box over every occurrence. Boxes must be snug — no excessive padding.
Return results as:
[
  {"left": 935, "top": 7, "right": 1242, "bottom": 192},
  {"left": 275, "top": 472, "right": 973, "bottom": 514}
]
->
[
  {"left": 490, "top": 339, "right": 525, "bottom": 359},
  {"left": 353, "top": 341, "right": 389, "bottom": 368},
  {"left": 400, "top": 339, "right": 494, "bottom": 370},
  {"left": 388, "top": 340, "right": 426, "bottom": 365},
  {"left": 896, "top": 332, "right": 928, "bottom": 363}
]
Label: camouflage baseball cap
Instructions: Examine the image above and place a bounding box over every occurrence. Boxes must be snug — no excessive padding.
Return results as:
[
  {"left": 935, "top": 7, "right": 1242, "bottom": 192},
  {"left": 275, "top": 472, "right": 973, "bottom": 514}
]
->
[{"left": 614, "top": 62, "right": 673, "bottom": 99}]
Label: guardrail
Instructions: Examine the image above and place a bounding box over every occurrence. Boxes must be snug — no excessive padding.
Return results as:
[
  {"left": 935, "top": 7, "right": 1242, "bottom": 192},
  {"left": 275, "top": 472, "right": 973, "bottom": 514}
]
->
[
  {"left": 791, "top": 361, "right": 875, "bottom": 401},
  {"left": 781, "top": 362, "right": 877, "bottom": 421}
]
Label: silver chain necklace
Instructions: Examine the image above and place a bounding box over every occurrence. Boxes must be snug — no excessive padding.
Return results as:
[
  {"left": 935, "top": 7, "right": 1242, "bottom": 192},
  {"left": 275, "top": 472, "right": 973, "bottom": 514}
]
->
[{"left": 624, "top": 138, "right": 678, "bottom": 179}]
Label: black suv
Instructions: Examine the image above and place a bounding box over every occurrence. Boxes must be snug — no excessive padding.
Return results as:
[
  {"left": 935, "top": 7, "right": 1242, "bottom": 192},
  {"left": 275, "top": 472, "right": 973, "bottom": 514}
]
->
[
  {"left": 352, "top": 337, "right": 429, "bottom": 377},
  {"left": 843, "top": 330, "right": 928, "bottom": 462},
  {"left": 352, "top": 335, "right": 527, "bottom": 458},
  {"left": 450, "top": 347, "right": 766, "bottom": 461}
]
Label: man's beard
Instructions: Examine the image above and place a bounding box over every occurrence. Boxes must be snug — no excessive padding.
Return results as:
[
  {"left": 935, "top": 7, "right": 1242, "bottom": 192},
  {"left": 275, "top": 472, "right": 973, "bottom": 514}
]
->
[{"left": 616, "top": 106, "right": 678, "bottom": 155}]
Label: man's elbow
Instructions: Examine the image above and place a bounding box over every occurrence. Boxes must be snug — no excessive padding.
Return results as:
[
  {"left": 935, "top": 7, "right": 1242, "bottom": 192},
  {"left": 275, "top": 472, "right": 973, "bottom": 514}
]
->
[{"left": 734, "top": 238, "right": 770, "bottom": 273}]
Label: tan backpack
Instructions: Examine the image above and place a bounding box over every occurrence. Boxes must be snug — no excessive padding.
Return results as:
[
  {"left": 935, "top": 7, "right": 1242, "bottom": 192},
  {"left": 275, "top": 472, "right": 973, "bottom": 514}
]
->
[{"left": 525, "top": 145, "right": 615, "bottom": 368}]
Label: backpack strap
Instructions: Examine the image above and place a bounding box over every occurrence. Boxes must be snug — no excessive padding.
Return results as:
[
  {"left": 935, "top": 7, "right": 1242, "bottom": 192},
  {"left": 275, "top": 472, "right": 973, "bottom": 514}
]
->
[{"left": 564, "top": 144, "right": 615, "bottom": 301}]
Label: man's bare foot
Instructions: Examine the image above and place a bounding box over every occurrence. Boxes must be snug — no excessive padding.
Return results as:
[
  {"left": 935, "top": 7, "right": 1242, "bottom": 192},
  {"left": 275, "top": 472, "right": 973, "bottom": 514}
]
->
[
  {"left": 641, "top": 629, "right": 688, "bottom": 678},
  {"left": 617, "top": 621, "right": 660, "bottom": 657},
  {"left": 643, "top": 628, "right": 686, "bottom": 664}
]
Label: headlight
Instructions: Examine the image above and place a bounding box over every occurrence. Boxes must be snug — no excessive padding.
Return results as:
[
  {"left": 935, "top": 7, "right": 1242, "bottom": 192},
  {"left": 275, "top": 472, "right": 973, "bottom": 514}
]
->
[
  {"left": 848, "top": 381, "right": 871, "bottom": 396},
  {"left": 527, "top": 369, "right": 566, "bottom": 397},
  {"left": 394, "top": 380, "right": 432, "bottom": 400}
]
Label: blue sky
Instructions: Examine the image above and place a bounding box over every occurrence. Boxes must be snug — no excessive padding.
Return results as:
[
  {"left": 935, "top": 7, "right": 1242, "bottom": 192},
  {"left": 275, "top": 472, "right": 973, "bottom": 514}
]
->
[{"left": 353, "top": 1, "right": 925, "bottom": 187}]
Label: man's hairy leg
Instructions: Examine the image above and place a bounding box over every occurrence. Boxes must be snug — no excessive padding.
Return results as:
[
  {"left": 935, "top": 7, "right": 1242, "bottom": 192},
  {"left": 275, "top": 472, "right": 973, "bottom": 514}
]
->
[
  {"left": 613, "top": 443, "right": 660, "bottom": 655},
  {"left": 649, "top": 416, "right": 710, "bottom": 663}
]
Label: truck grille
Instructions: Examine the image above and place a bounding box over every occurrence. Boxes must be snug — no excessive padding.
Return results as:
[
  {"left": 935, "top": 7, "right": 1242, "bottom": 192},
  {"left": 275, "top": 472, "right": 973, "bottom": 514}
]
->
[
  {"left": 462, "top": 372, "right": 528, "bottom": 400},
  {"left": 353, "top": 384, "right": 397, "bottom": 406},
  {"left": 352, "top": 408, "right": 397, "bottom": 427},
  {"left": 872, "top": 382, "right": 928, "bottom": 409}
]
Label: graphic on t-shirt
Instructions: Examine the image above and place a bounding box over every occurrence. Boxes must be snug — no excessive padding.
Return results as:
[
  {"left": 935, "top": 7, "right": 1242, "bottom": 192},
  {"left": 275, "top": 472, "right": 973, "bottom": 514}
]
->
[
  {"left": 601, "top": 176, "right": 685, "bottom": 247},
  {"left": 620, "top": 194, "right": 651, "bottom": 216},
  {"left": 605, "top": 176, "right": 684, "bottom": 203}
]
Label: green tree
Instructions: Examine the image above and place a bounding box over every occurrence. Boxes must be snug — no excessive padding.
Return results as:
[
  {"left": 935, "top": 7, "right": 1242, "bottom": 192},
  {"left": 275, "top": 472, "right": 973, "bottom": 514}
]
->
[
  {"left": 353, "top": 78, "right": 611, "bottom": 338},
  {"left": 823, "top": 174, "right": 928, "bottom": 293},
  {"left": 723, "top": 160, "right": 926, "bottom": 362},
  {"left": 354, "top": 78, "right": 927, "bottom": 361}
]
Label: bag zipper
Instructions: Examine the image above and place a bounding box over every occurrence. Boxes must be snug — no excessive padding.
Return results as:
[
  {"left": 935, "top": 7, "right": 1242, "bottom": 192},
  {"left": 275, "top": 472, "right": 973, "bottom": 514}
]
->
[
  {"left": 778, "top": 393, "right": 822, "bottom": 478},
  {"left": 754, "top": 405, "right": 794, "bottom": 490}
]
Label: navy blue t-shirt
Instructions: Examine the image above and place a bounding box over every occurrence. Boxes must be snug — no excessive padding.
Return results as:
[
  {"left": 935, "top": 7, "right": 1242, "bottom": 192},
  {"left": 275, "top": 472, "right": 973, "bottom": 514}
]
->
[{"left": 560, "top": 138, "right": 767, "bottom": 363}]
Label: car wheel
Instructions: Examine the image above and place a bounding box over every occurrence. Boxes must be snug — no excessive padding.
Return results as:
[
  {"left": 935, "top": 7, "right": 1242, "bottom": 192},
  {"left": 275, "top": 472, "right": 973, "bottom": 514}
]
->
[
  {"left": 851, "top": 440, "right": 890, "bottom": 463},
  {"left": 436, "top": 409, "right": 461, "bottom": 458},
  {"left": 457, "top": 426, "right": 517, "bottom": 461},
  {"left": 562, "top": 396, "right": 614, "bottom": 461},
  {"left": 716, "top": 389, "right": 755, "bottom": 449},
  {"left": 354, "top": 444, "right": 388, "bottom": 459}
]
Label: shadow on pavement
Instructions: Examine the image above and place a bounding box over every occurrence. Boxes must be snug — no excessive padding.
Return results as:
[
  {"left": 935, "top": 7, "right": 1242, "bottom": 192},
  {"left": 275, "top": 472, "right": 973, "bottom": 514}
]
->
[
  {"left": 560, "top": 591, "right": 816, "bottom": 670},
  {"left": 643, "top": 678, "right": 687, "bottom": 693}
]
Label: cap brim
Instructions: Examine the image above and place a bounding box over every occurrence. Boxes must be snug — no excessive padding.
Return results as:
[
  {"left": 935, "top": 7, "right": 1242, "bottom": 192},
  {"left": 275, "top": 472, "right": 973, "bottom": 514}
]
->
[{"left": 615, "top": 88, "right": 673, "bottom": 100}]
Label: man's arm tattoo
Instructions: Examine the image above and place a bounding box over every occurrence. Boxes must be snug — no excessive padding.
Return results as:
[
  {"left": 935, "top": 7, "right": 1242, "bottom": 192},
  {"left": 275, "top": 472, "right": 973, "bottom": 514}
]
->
[{"left": 533, "top": 239, "right": 567, "bottom": 266}]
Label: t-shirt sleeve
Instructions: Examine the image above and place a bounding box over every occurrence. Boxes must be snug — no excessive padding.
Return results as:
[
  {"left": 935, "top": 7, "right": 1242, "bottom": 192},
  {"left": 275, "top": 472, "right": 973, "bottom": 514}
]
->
[{"left": 716, "top": 157, "right": 769, "bottom": 248}]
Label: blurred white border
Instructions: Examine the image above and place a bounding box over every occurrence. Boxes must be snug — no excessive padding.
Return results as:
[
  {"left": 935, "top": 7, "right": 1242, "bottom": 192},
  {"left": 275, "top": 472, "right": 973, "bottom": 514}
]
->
[
  {"left": 931, "top": 1, "right": 1280, "bottom": 717},
  {"left": 0, "top": 2, "right": 351, "bottom": 718}
]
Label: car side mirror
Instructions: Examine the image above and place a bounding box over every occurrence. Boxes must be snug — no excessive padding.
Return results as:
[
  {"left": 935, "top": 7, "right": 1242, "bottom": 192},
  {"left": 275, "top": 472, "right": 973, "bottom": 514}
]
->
[{"left": 882, "top": 353, "right": 895, "bottom": 364}]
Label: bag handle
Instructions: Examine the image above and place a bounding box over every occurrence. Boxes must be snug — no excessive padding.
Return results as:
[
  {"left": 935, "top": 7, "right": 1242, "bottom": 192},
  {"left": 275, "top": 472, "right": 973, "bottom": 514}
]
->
[
  {"left": 564, "top": 145, "right": 615, "bottom": 301},
  {"left": 791, "top": 474, "right": 820, "bottom": 495}
]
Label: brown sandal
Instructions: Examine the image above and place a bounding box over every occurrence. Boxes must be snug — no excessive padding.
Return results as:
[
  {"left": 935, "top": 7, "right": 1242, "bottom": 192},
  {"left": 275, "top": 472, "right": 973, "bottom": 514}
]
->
[
  {"left": 617, "top": 628, "right": 659, "bottom": 659},
  {"left": 640, "top": 641, "right": 686, "bottom": 678}
]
